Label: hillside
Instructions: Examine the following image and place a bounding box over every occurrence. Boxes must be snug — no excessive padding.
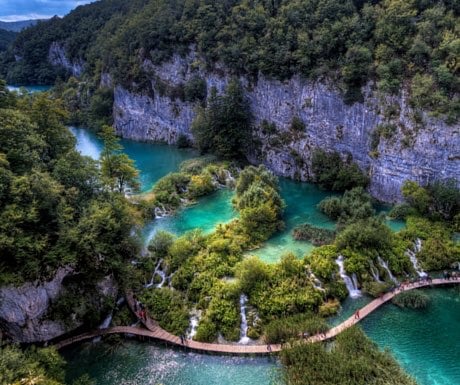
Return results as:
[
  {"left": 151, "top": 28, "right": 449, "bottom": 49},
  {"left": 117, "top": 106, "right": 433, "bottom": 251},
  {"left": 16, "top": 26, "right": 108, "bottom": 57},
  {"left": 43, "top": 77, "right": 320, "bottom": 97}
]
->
[
  {"left": 0, "top": 29, "right": 16, "bottom": 52},
  {"left": 0, "top": 0, "right": 458, "bottom": 201},
  {"left": 0, "top": 19, "right": 39, "bottom": 32}
]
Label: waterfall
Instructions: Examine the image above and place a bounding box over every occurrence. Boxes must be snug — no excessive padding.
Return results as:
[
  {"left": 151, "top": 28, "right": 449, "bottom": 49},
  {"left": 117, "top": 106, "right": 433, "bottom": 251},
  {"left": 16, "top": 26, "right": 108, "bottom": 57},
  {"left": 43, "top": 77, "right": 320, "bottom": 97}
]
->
[
  {"left": 186, "top": 311, "right": 201, "bottom": 339},
  {"left": 309, "top": 272, "right": 326, "bottom": 291},
  {"left": 369, "top": 261, "right": 382, "bottom": 282},
  {"left": 223, "top": 169, "right": 235, "bottom": 186},
  {"left": 238, "top": 294, "right": 251, "bottom": 344},
  {"left": 145, "top": 259, "right": 167, "bottom": 288},
  {"left": 405, "top": 239, "right": 427, "bottom": 278},
  {"left": 98, "top": 313, "right": 113, "bottom": 329},
  {"left": 377, "top": 256, "right": 399, "bottom": 284},
  {"left": 93, "top": 312, "right": 113, "bottom": 342},
  {"left": 154, "top": 204, "right": 169, "bottom": 219},
  {"left": 335, "top": 256, "right": 361, "bottom": 298}
]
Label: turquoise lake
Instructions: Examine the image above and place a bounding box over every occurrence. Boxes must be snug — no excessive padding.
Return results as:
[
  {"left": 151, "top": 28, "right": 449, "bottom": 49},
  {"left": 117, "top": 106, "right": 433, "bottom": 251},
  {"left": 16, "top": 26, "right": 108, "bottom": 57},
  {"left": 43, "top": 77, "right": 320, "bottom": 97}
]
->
[
  {"left": 7, "top": 84, "right": 53, "bottom": 93},
  {"left": 68, "top": 127, "right": 460, "bottom": 385}
]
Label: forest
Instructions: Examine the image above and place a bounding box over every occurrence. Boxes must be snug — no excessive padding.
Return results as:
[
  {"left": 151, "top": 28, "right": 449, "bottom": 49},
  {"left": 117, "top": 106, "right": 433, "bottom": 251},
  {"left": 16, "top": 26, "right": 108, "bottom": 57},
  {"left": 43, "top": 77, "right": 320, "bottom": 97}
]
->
[{"left": 0, "top": 0, "right": 458, "bottom": 121}]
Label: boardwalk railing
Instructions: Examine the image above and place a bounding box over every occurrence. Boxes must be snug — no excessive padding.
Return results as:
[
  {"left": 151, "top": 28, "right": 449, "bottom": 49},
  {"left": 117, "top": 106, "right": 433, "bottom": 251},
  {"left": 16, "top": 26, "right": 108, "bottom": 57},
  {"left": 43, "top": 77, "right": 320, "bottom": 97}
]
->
[{"left": 54, "top": 278, "right": 460, "bottom": 354}]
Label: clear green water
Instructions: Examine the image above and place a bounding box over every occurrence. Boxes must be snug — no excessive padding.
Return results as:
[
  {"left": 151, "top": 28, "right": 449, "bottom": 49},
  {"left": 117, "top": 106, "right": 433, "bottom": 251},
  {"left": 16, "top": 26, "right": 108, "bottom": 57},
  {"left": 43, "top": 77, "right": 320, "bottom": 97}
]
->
[
  {"left": 67, "top": 127, "right": 460, "bottom": 385},
  {"left": 70, "top": 127, "right": 197, "bottom": 192},
  {"left": 362, "top": 286, "right": 460, "bottom": 385},
  {"left": 63, "top": 341, "right": 281, "bottom": 385}
]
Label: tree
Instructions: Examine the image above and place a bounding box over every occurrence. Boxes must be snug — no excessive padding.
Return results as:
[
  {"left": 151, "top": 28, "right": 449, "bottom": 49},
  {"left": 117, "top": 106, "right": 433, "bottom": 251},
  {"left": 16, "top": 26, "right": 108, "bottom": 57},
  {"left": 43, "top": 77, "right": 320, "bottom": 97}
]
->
[
  {"left": 191, "top": 79, "right": 252, "bottom": 159},
  {"left": 401, "top": 180, "right": 431, "bottom": 214},
  {"left": 99, "top": 125, "right": 139, "bottom": 193}
]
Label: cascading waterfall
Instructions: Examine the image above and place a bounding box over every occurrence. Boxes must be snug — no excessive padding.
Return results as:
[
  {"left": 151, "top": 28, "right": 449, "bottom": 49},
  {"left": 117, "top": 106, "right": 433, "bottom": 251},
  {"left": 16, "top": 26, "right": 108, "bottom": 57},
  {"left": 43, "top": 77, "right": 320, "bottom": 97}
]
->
[
  {"left": 405, "top": 238, "right": 427, "bottom": 278},
  {"left": 238, "top": 294, "right": 250, "bottom": 344},
  {"left": 377, "top": 256, "right": 399, "bottom": 284},
  {"left": 335, "top": 255, "right": 361, "bottom": 298},
  {"left": 309, "top": 272, "right": 326, "bottom": 291},
  {"left": 154, "top": 204, "right": 169, "bottom": 219},
  {"left": 186, "top": 311, "right": 201, "bottom": 339},
  {"left": 369, "top": 261, "right": 382, "bottom": 282},
  {"left": 145, "top": 259, "right": 167, "bottom": 288}
]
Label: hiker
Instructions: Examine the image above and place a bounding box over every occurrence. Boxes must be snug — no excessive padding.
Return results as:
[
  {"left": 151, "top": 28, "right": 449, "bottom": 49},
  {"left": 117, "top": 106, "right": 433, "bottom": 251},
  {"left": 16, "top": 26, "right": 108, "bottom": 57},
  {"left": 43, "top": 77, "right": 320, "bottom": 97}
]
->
[
  {"left": 180, "top": 334, "right": 185, "bottom": 345},
  {"left": 354, "top": 310, "right": 360, "bottom": 319},
  {"left": 133, "top": 294, "right": 139, "bottom": 312},
  {"left": 267, "top": 344, "right": 272, "bottom": 352}
]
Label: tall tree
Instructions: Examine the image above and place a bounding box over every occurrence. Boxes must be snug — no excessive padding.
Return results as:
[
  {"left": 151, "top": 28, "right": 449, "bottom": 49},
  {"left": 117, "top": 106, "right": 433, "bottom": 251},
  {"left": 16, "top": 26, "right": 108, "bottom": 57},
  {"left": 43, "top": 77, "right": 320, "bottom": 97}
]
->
[{"left": 99, "top": 125, "right": 140, "bottom": 193}]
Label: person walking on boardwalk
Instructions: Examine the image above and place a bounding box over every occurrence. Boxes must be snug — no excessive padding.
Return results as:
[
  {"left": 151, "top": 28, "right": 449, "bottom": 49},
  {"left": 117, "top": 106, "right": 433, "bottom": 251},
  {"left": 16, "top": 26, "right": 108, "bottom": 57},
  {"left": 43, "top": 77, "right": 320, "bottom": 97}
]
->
[
  {"left": 180, "top": 334, "right": 185, "bottom": 345},
  {"left": 267, "top": 344, "right": 272, "bottom": 352},
  {"left": 354, "top": 310, "right": 360, "bottom": 319}
]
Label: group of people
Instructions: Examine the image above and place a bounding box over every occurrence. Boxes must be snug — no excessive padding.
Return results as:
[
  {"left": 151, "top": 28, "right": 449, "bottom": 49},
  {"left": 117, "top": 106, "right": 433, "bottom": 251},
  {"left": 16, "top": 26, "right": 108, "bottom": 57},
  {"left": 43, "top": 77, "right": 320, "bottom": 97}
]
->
[{"left": 443, "top": 270, "right": 460, "bottom": 280}]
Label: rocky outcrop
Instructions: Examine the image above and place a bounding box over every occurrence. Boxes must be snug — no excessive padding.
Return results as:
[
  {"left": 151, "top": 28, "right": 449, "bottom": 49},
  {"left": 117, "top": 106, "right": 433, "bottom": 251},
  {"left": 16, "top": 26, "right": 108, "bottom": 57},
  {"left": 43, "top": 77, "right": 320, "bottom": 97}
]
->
[
  {"left": 112, "top": 52, "right": 459, "bottom": 202},
  {"left": 0, "top": 268, "right": 119, "bottom": 343},
  {"left": 0, "top": 267, "right": 72, "bottom": 343},
  {"left": 48, "top": 42, "right": 84, "bottom": 77}
]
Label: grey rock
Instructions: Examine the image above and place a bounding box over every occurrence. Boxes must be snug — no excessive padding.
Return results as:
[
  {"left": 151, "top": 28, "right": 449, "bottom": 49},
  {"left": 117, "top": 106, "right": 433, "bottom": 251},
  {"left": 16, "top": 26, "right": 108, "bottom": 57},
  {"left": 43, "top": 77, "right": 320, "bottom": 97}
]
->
[
  {"left": 111, "top": 52, "right": 459, "bottom": 202},
  {"left": 48, "top": 42, "right": 84, "bottom": 77},
  {"left": 0, "top": 267, "right": 72, "bottom": 343}
]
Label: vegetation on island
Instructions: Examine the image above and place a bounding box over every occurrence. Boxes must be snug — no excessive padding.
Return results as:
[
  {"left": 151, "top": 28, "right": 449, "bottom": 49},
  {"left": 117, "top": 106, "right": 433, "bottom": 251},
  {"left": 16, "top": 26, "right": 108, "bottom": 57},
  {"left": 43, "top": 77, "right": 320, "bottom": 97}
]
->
[
  {"left": 281, "top": 326, "right": 417, "bottom": 385},
  {"left": 392, "top": 290, "right": 431, "bottom": 309},
  {"left": 1, "top": 0, "right": 458, "bottom": 121}
]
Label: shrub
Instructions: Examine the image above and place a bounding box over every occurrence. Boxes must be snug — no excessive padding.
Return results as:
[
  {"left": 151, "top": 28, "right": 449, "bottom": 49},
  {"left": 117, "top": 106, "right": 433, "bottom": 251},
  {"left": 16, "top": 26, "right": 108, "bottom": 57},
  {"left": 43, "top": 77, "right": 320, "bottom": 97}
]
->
[
  {"left": 187, "top": 174, "right": 215, "bottom": 198},
  {"left": 392, "top": 290, "right": 430, "bottom": 309},
  {"left": 263, "top": 313, "right": 329, "bottom": 344},
  {"left": 140, "top": 287, "right": 190, "bottom": 335},
  {"left": 290, "top": 116, "right": 305, "bottom": 132},
  {"left": 293, "top": 224, "right": 336, "bottom": 245},
  {"left": 184, "top": 75, "right": 207, "bottom": 103},
  {"left": 318, "top": 299, "right": 340, "bottom": 317},
  {"left": 362, "top": 281, "right": 392, "bottom": 297},
  {"left": 194, "top": 317, "right": 217, "bottom": 342},
  {"left": 148, "top": 231, "right": 174, "bottom": 259}
]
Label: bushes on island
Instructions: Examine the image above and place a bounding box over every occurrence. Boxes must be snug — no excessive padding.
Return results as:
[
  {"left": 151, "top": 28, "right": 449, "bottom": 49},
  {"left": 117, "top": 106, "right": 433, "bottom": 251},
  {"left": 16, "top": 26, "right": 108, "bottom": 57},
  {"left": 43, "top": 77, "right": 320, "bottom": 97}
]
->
[
  {"left": 281, "top": 327, "right": 417, "bottom": 385},
  {"left": 292, "top": 223, "right": 336, "bottom": 246},
  {"left": 392, "top": 290, "right": 431, "bottom": 309},
  {"left": 263, "top": 313, "right": 329, "bottom": 344}
]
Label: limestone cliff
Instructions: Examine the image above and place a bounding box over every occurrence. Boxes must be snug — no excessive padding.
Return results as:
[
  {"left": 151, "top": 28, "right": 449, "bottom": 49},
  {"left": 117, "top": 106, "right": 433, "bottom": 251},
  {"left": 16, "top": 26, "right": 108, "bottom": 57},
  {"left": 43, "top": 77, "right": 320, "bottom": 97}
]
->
[
  {"left": 48, "top": 42, "right": 84, "bottom": 77},
  {"left": 109, "top": 53, "right": 458, "bottom": 202}
]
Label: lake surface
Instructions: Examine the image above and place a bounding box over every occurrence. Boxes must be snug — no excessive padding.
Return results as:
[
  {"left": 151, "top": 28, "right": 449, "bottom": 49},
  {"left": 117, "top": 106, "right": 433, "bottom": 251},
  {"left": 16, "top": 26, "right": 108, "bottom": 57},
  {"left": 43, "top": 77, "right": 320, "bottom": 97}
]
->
[
  {"left": 64, "top": 341, "right": 282, "bottom": 385},
  {"left": 68, "top": 127, "right": 460, "bottom": 385}
]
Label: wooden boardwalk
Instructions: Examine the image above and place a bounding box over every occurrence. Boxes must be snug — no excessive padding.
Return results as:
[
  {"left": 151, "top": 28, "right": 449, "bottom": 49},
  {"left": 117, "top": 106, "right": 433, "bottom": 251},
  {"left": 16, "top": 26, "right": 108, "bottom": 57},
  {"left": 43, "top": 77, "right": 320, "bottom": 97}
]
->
[{"left": 55, "top": 278, "right": 459, "bottom": 354}]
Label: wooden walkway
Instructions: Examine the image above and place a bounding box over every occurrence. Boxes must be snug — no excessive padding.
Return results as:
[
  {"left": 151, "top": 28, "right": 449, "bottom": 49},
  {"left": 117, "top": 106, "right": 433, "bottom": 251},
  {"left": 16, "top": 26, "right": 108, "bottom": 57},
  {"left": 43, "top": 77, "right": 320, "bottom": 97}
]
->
[{"left": 55, "top": 278, "right": 460, "bottom": 354}]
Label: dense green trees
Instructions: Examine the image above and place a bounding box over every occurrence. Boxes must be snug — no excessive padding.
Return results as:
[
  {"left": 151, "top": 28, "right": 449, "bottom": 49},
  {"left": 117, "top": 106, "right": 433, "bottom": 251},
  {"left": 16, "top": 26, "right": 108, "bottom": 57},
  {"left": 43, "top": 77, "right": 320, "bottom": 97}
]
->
[
  {"left": 3, "top": 0, "right": 457, "bottom": 119},
  {"left": 0, "top": 85, "right": 140, "bottom": 285},
  {"left": 192, "top": 80, "right": 252, "bottom": 160}
]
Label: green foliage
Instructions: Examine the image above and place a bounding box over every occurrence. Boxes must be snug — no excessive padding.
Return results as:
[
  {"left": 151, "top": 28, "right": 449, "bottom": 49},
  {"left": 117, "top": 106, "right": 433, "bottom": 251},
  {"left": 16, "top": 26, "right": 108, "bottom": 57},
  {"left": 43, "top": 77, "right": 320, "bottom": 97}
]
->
[
  {"left": 191, "top": 80, "right": 252, "bottom": 160},
  {"left": 263, "top": 313, "right": 329, "bottom": 344},
  {"left": 292, "top": 224, "right": 335, "bottom": 246},
  {"left": 336, "top": 217, "right": 393, "bottom": 254},
  {"left": 318, "top": 187, "right": 375, "bottom": 225},
  {"left": 0, "top": 345, "right": 67, "bottom": 385},
  {"left": 148, "top": 231, "right": 174, "bottom": 259},
  {"left": 140, "top": 287, "right": 190, "bottom": 335},
  {"left": 194, "top": 317, "right": 217, "bottom": 342},
  {"left": 402, "top": 179, "right": 460, "bottom": 221},
  {"left": 392, "top": 290, "right": 431, "bottom": 309},
  {"left": 184, "top": 75, "right": 207, "bottom": 103},
  {"left": 362, "top": 281, "right": 392, "bottom": 297},
  {"left": 0, "top": 90, "right": 141, "bottom": 285},
  {"left": 0, "top": 29, "right": 16, "bottom": 52},
  {"left": 2, "top": 0, "right": 459, "bottom": 120},
  {"left": 100, "top": 125, "right": 140, "bottom": 193},
  {"left": 311, "top": 150, "right": 369, "bottom": 192},
  {"left": 281, "top": 326, "right": 417, "bottom": 385}
]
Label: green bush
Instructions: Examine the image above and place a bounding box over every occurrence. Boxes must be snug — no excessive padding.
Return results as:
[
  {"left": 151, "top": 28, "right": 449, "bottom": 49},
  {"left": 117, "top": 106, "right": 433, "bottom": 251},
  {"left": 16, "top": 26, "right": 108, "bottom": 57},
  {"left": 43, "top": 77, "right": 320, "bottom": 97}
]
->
[
  {"left": 392, "top": 290, "right": 431, "bottom": 309},
  {"left": 194, "top": 317, "right": 218, "bottom": 342},
  {"left": 140, "top": 288, "right": 190, "bottom": 335},
  {"left": 281, "top": 327, "right": 417, "bottom": 385},
  {"left": 293, "top": 224, "right": 335, "bottom": 245},
  {"left": 263, "top": 313, "right": 329, "bottom": 344}
]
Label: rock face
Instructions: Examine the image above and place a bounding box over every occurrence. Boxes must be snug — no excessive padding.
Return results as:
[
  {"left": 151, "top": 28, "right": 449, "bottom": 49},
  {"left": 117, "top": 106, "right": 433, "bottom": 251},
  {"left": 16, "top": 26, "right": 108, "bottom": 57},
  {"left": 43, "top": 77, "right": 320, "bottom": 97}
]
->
[
  {"left": 111, "top": 52, "right": 459, "bottom": 202},
  {"left": 48, "top": 42, "right": 84, "bottom": 77},
  {"left": 0, "top": 267, "right": 72, "bottom": 343}
]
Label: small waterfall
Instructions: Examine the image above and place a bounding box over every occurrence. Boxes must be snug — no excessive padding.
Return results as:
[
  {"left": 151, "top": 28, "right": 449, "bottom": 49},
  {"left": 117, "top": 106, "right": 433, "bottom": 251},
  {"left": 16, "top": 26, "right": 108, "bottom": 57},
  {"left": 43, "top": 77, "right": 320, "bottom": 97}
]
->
[
  {"left": 238, "top": 294, "right": 250, "bottom": 344},
  {"left": 369, "top": 261, "right": 382, "bottom": 282},
  {"left": 335, "top": 256, "right": 361, "bottom": 298},
  {"left": 223, "top": 169, "right": 235, "bottom": 186},
  {"left": 93, "top": 312, "right": 113, "bottom": 342},
  {"left": 405, "top": 239, "right": 427, "bottom": 278},
  {"left": 309, "top": 272, "right": 326, "bottom": 291},
  {"left": 154, "top": 204, "right": 170, "bottom": 219},
  {"left": 377, "top": 256, "right": 399, "bottom": 284},
  {"left": 186, "top": 311, "right": 201, "bottom": 339},
  {"left": 145, "top": 259, "right": 167, "bottom": 288}
]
